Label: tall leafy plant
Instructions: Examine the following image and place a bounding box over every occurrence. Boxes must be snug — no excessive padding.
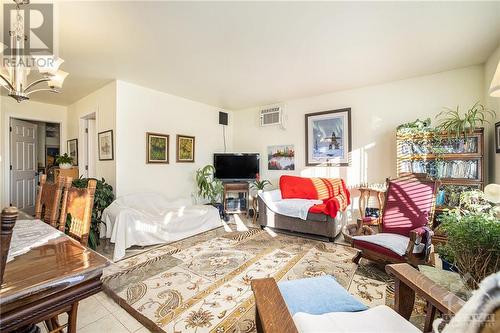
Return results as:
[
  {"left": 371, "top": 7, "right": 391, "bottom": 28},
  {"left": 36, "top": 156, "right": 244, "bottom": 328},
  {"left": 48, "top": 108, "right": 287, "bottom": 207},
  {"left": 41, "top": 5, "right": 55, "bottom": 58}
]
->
[
  {"left": 195, "top": 165, "right": 223, "bottom": 204},
  {"left": 72, "top": 177, "right": 114, "bottom": 249},
  {"left": 436, "top": 102, "right": 496, "bottom": 138}
]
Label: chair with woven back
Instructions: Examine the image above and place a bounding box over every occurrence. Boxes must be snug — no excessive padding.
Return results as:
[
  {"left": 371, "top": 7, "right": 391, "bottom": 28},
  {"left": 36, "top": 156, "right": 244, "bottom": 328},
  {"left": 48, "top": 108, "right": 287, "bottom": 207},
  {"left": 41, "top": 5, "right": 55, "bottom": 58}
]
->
[
  {"left": 58, "top": 177, "right": 97, "bottom": 246},
  {"left": 352, "top": 173, "right": 439, "bottom": 266},
  {"left": 34, "top": 174, "right": 65, "bottom": 227}
]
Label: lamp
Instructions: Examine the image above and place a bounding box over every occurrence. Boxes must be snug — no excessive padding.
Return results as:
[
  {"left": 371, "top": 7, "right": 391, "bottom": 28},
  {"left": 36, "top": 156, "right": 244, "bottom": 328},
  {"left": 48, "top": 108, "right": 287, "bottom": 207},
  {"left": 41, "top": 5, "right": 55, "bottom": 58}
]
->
[
  {"left": 484, "top": 184, "right": 500, "bottom": 204},
  {"left": 490, "top": 61, "right": 500, "bottom": 97}
]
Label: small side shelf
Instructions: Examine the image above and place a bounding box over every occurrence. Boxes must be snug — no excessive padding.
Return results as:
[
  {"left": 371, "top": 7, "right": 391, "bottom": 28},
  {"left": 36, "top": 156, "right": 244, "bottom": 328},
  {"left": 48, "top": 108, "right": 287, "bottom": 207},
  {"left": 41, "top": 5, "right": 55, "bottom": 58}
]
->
[{"left": 223, "top": 182, "right": 249, "bottom": 215}]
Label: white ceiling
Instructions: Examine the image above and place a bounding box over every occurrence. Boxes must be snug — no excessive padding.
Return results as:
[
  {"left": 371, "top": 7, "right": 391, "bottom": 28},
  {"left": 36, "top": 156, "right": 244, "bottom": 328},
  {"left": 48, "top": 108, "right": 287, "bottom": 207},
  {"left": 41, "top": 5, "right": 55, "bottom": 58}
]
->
[{"left": 25, "top": 1, "right": 500, "bottom": 109}]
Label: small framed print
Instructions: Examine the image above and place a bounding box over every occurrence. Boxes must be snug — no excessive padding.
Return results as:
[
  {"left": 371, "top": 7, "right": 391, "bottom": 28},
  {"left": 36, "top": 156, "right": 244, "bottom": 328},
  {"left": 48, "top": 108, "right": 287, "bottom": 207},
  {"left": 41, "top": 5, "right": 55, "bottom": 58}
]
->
[
  {"left": 147, "top": 132, "right": 169, "bottom": 164},
  {"left": 67, "top": 138, "right": 78, "bottom": 165},
  {"left": 176, "top": 135, "right": 195, "bottom": 163},
  {"left": 496, "top": 121, "right": 500, "bottom": 153},
  {"left": 98, "top": 130, "right": 114, "bottom": 161}
]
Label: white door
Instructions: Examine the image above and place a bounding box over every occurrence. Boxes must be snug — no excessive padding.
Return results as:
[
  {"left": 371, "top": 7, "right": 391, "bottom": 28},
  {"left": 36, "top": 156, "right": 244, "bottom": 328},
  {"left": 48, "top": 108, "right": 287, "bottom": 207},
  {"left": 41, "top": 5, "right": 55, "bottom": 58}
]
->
[{"left": 10, "top": 118, "right": 37, "bottom": 215}]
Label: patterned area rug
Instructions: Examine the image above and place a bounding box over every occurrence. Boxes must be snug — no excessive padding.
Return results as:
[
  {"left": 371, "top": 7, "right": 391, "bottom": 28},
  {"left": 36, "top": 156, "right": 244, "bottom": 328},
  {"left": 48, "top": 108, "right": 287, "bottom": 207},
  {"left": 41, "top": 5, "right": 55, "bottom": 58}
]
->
[{"left": 102, "top": 226, "right": 360, "bottom": 333}]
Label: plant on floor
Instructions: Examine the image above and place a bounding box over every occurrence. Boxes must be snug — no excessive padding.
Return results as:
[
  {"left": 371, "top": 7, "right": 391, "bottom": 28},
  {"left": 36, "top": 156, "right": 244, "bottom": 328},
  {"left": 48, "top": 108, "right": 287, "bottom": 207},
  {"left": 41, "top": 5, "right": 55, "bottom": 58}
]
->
[
  {"left": 55, "top": 153, "right": 73, "bottom": 165},
  {"left": 251, "top": 174, "right": 272, "bottom": 191},
  {"left": 72, "top": 177, "right": 115, "bottom": 250},
  {"left": 195, "top": 165, "right": 223, "bottom": 204},
  {"left": 436, "top": 191, "right": 499, "bottom": 289},
  {"left": 435, "top": 102, "right": 496, "bottom": 138}
]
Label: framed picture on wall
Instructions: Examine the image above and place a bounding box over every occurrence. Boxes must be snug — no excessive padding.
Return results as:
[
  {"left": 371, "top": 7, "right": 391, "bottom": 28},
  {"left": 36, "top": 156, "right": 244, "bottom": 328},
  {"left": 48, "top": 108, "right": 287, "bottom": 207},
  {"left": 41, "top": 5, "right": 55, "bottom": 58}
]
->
[
  {"left": 305, "top": 108, "right": 351, "bottom": 166},
  {"left": 98, "top": 130, "right": 114, "bottom": 161},
  {"left": 496, "top": 121, "right": 500, "bottom": 153},
  {"left": 268, "top": 145, "right": 295, "bottom": 170},
  {"left": 147, "top": 132, "right": 169, "bottom": 163},
  {"left": 176, "top": 135, "right": 195, "bottom": 163},
  {"left": 67, "top": 139, "right": 78, "bottom": 165}
]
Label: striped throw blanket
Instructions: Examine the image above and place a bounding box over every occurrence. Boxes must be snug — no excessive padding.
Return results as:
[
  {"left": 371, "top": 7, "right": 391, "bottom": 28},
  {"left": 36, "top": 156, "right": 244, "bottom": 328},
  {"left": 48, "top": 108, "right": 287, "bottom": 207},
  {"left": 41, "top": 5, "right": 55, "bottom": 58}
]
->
[{"left": 280, "top": 175, "right": 350, "bottom": 218}]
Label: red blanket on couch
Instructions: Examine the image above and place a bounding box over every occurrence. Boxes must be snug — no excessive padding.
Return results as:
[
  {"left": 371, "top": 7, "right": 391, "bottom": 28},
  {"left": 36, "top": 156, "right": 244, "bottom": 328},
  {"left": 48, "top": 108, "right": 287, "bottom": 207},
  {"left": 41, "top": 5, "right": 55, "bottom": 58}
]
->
[{"left": 279, "top": 175, "right": 350, "bottom": 218}]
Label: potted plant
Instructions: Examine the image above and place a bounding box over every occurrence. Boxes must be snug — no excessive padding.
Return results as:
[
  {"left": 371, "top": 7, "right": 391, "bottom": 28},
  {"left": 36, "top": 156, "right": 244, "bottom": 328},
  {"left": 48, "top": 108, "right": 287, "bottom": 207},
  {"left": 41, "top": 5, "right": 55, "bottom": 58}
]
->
[
  {"left": 56, "top": 153, "right": 73, "bottom": 169},
  {"left": 70, "top": 177, "right": 114, "bottom": 250},
  {"left": 435, "top": 102, "right": 496, "bottom": 138},
  {"left": 195, "top": 165, "right": 224, "bottom": 216},
  {"left": 250, "top": 174, "right": 272, "bottom": 193},
  {"left": 436, "top": 190, "right": 499, "bottom": 289}
]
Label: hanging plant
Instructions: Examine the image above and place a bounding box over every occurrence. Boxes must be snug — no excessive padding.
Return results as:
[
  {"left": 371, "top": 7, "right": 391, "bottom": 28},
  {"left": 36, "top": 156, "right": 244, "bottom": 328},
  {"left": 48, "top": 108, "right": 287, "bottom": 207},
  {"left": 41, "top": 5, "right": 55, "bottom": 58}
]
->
[{"left": 436, "top": 102, "right": 496, "bottom": 138}]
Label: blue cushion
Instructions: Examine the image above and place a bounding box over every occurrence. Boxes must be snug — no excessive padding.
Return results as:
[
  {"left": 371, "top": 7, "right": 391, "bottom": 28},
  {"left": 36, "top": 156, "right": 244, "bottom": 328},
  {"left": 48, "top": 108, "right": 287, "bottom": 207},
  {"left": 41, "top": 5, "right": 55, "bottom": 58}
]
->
[{"left": 278, "top": 275, "right": 368, "bottom": 316}]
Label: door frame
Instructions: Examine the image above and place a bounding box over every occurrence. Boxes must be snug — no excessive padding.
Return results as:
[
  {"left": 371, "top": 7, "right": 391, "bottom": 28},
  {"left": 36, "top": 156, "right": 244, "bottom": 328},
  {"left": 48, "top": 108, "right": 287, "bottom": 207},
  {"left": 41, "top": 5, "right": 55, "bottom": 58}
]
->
[
  {"left": 2, "top": 113, "right": 65, "bottom": 208},
  {"left": 78, "top": 108, "right": 98, "bottom": 179}
]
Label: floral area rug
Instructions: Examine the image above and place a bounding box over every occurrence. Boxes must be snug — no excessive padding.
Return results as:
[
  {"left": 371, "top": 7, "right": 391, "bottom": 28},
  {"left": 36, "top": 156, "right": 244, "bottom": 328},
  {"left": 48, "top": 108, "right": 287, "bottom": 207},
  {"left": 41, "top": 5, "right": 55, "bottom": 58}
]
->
[{"left": 102, "top": 226, "right": 360, "bottom": 333}]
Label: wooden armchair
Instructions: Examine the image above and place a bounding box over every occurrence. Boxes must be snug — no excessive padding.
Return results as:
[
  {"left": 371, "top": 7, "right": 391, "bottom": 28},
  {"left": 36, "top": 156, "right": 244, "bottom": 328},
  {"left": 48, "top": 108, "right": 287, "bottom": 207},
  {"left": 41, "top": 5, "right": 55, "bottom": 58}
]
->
[
  {"left": 1, "top": 207, "right": 18, "bottom": 286},
  {"left": 34, "top": 174, "right": 65, "bottom": 227},
  {"left": 352, "top": 174, "right": 439, "bottom": 266},
  {"left": 251, "top": 264, "right": 499, "bottom": 333},
  {"left": 58, "top": 177, "right": 97, "bottom": 246}
]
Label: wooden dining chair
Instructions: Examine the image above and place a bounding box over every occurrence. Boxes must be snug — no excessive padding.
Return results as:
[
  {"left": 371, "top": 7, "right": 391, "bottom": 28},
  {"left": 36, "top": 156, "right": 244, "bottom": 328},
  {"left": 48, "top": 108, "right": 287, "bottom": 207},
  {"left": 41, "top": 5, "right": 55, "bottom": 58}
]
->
[
  {"left": 45, "top": 178, "right": 97, "bottom": 333},
  {"left": 34, "top": 174, "right": 65, "bottom": 227},
  {"left": 58, "top": 177, "right": 97, "bottom": 246},
  {"left": 1, "top": 207, "right": 18, "bottom": 286}
]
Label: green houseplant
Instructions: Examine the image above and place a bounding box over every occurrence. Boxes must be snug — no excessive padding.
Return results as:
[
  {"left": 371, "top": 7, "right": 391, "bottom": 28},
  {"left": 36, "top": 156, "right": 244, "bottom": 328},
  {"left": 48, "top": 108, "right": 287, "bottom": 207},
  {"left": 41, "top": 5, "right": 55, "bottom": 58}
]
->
[
  {"left": 56, "top": 153, "right": 73, "bottom": 169},
  {"left": 195, "top": 165, "right": 223, "bottom": 205},
  {"left": 71, "top": 177, "right": 114, "bottom": 250},
  {"left": 250, "top": 174, "right": 272, "bottom": 192},
  {"left": 435, "top": 102, "right": 496, "bottom": 138},
  {"left": 436, "top": 190, "right": 499, "bottom": 289}
]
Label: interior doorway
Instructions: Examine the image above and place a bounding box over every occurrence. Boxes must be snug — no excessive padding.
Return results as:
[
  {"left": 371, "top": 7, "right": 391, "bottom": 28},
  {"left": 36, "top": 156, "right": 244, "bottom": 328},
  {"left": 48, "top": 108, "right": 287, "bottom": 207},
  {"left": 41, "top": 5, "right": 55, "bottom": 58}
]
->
[
  {"left": 9, "top": 118, "right": 61, "bottom": 215},
  {"left": 80, "top": 112, "right": 97, "bottom": 178}
]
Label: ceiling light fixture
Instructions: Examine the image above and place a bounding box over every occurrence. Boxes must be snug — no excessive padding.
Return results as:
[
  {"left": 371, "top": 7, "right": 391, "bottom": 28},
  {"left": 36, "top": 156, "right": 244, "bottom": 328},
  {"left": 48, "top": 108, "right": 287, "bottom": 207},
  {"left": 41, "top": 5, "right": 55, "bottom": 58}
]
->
[{"left": 0, "top": 0, "right": 68, "bottom": 102}]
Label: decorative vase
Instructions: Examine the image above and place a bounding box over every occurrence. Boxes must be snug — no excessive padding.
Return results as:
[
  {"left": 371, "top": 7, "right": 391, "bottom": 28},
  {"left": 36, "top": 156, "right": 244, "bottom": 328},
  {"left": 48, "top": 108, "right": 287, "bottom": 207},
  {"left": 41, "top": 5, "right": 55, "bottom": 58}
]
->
[{"left": 59, "top": 163, "right": 72, "bottom": 169}]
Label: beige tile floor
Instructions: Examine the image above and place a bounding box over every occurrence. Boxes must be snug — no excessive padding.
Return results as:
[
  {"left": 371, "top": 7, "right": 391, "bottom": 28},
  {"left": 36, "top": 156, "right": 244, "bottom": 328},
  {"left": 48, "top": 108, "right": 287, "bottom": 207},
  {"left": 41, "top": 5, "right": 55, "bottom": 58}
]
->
[{"left": 37, "top": 292, "right": 151, "bottom": 333}]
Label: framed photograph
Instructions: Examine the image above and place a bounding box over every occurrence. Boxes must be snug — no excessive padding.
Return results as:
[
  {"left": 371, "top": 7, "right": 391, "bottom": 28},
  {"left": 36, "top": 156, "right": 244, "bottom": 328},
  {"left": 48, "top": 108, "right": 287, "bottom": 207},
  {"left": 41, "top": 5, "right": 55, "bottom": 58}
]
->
[
  {"left": 496, "top": 121, "right": 500, "bottom": 153},
  {"left": 98, "top": 130, "right": 114, "bottom": 161},
  {"left": 305, "top": 108, "right": 351, "bottom": 166},
  {"left": 147, "top": 132, "right": 169, "bottom": 163},
  {"left": 67, "top": 139, "right": 78, "bottom": 165},
  {"left": 268, "top": 145, "right": 295, "bottom": 170},
  {"left": 176, "top": 135, "right": 195, "bottom": 163}
]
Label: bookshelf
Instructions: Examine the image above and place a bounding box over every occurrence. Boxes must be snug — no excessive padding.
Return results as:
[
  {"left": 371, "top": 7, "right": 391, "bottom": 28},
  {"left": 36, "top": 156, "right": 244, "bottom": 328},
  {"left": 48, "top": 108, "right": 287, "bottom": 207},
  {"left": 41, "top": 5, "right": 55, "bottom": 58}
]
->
[{"left": 396, "top": 128, "right": 484, "bottom": 233}]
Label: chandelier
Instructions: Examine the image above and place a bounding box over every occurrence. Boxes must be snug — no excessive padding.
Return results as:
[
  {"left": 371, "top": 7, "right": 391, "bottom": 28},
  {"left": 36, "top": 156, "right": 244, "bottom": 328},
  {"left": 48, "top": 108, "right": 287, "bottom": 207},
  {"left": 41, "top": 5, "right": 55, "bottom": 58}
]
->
[{"left": 0, "top": 0, "right": 68, "bottom": 102}]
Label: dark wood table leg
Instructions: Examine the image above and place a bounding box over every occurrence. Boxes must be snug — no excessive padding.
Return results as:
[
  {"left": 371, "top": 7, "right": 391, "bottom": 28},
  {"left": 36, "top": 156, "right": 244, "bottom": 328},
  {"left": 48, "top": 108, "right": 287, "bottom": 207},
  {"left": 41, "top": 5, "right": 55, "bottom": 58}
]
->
[
  {"left": 394, "top": 278, "right": 415, "bottom": 320},
  {"left": 423, "top": 303, "right": 437, "bottom": 333}
]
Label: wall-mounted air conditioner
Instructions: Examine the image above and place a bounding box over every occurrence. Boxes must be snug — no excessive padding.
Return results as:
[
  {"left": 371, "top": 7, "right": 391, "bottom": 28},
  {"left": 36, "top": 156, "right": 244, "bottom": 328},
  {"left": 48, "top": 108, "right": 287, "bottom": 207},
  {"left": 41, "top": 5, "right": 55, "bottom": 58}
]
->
[{"left": 260, "top": 106, "right": 285, "bottom": 128}]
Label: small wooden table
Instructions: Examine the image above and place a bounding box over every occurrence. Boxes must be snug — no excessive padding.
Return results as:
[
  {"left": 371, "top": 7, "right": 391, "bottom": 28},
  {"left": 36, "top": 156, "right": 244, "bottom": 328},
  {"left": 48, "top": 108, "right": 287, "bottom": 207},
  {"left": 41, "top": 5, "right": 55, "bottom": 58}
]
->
[
  {"left": 0, "top": 219, "right": 109, "bottom": 332},
  {"left": 358, "top": 185, "right": 386, "bottom": 226}
]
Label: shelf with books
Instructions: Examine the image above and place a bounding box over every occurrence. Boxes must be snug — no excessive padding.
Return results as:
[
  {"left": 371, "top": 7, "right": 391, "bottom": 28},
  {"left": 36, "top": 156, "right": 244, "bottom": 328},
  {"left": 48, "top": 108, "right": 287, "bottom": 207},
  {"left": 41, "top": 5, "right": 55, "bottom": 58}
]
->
[{"left": 396, "top": 128, "right": 484, "bottom": 230}]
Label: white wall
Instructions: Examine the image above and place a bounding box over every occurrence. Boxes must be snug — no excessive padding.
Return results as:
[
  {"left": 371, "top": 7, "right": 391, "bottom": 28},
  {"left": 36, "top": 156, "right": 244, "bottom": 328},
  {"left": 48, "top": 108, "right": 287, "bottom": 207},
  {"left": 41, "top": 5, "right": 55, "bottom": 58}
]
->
[
  {"left": 115, "top": 80, "right": 233, "bottom": 199},
  {"left": 67, "top": 81, "right": 117, "bottom": 191},
  {"left": 0, "top": 98, "right": 67, "bottom": 207},
  {"left": 485, "top": 44, "right": 500, "bottom": 184},
  {"left": 233, "top": 66, "right": 485, "bottom": 189}
]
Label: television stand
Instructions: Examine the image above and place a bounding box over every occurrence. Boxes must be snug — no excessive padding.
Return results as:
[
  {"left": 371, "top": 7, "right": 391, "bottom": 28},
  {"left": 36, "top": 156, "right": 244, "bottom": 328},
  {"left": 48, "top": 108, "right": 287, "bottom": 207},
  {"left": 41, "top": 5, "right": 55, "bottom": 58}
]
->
[{"left": 223, "top": 182, "right": 249, "bottom": 216}]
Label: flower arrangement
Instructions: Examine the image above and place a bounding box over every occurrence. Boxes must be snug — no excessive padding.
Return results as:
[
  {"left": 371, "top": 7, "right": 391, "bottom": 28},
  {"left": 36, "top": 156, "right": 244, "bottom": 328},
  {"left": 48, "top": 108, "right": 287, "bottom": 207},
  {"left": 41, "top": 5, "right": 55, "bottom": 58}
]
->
[{"left": 55, "top": 153, "right": 73, "bottom": 168}]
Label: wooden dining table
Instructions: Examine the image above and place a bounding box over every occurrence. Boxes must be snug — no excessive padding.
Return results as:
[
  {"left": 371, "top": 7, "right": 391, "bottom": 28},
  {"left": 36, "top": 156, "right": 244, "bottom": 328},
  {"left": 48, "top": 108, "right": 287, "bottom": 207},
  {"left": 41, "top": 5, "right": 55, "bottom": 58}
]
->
[{"left": 0, "top": 219, "right": 109, "bottom": 332}]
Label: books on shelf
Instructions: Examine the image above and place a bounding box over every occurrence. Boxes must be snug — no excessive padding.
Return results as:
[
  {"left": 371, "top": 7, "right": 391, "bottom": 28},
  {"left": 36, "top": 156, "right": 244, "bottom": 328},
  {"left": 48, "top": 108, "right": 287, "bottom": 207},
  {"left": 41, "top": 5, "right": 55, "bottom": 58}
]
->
[{"left": 400, "top": 159, "right": 478, "bottom": 179}]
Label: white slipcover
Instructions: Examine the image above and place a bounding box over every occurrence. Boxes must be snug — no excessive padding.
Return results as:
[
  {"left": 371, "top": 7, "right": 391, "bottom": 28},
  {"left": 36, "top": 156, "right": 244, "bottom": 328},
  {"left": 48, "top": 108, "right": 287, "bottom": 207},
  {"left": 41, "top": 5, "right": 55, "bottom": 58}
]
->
[
  {"left": 258, "top": 189, "right": 323, "bottom": 220},
  {"left": 102, "top": 193, "right": 222, "bottom": 261},
  {"left": 293, "top": 305, "right": 421, "bottom": 333}
]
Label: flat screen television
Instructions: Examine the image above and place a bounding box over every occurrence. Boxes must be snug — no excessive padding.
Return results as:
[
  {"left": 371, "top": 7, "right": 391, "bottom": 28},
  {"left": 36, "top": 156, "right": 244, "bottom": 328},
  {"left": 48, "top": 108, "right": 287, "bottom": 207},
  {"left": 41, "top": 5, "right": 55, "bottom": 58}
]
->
[{"left": 214, "top": 153, "right": 260, "bottom": 181}]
